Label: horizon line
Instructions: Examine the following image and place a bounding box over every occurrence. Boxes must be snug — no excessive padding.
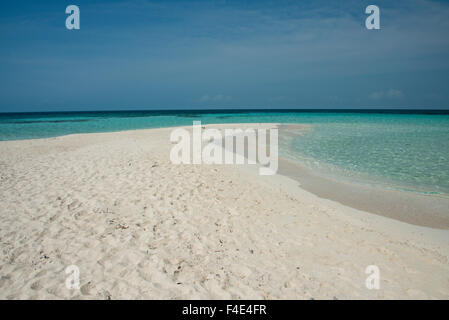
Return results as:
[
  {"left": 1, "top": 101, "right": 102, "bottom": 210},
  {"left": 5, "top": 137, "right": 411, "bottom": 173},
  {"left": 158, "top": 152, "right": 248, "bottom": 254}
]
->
[{"left": 1, "top": 107, "right": 449, "bottom": 115}]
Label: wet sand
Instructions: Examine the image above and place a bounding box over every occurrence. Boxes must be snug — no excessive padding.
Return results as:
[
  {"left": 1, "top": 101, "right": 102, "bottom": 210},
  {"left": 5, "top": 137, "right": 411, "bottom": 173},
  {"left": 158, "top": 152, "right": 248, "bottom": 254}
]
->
[{"left": 278, "top": 157, "right": 449, "bottom": 229}]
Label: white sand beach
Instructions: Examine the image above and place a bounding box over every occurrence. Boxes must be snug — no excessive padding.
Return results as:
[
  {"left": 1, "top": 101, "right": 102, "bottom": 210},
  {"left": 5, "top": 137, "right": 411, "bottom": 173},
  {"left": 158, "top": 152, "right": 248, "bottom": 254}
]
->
[{"left": 0, "top": 124, "right": 448, "bottom": 299}]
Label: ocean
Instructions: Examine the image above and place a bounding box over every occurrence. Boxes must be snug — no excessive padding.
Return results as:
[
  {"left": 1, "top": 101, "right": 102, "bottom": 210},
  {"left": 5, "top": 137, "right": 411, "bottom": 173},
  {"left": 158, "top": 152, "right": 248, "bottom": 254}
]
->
[{"left": 1, "top": 109, "right": 448, "bottom": 195}]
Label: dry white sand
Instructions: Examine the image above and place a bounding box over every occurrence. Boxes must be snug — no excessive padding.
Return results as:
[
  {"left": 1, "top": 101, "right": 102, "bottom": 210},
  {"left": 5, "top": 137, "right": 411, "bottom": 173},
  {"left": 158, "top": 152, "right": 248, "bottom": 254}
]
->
[{"left": 0, "top": 124, "right": 448, "bottom": 299}]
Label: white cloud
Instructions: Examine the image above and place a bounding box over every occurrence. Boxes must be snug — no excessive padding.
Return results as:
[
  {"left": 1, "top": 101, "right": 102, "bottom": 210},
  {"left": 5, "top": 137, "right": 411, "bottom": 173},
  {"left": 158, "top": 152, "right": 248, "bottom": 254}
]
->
[
  {"left": 199, "top": 94, "right": 232, "bottom": 102},
  {"left": 386, "top": 89, "right": 404, "bottom": 99},
  {"left": 369, "top": 89, "right": 404, "bottom": 100}
]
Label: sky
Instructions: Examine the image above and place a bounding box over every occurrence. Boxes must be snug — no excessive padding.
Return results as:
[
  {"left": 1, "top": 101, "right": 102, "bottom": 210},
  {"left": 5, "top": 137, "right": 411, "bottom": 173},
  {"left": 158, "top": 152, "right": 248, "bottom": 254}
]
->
[{"left": 1, "top": 0, "right": 449, "bottom": 112}]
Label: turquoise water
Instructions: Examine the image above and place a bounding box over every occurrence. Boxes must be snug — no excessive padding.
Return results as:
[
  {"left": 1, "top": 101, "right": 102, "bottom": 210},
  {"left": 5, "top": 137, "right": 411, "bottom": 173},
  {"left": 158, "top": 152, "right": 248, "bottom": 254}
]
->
[
  {"left": 1, "top": 110, "right": 448, "bottom": 195},
  {"left": 280, "top": 115, "right": 449, "bottom": 195}
]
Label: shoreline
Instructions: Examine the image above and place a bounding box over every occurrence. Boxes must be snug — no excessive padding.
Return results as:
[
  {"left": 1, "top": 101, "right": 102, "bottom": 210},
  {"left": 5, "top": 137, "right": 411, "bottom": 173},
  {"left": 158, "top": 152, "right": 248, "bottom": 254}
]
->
[
  {"left": 255, "top": 123, "right": 449, "bottom": 229},
  {"left": 277, "top": 156, "right": 449, "bottom": 230},
  {"left": 2, "top": 122, "right": 448, "bottom": 229},
  {"left": 1, "top": 123, "right": 448, "bottom": 229}
]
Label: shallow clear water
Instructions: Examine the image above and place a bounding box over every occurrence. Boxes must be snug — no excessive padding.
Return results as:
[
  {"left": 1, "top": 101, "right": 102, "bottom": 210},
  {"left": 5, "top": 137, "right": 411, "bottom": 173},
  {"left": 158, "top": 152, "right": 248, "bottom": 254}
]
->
[
  {"left": 1, "top": 110, "right": 448, "bottom": 195},
  {"left": 281, "top": 115, "right": 449, "bottom": 195}
]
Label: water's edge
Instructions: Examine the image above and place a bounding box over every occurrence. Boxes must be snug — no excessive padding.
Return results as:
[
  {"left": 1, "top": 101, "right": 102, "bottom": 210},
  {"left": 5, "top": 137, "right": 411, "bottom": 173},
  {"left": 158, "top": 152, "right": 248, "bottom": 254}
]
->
[{"left": 278, "top": 156, "right": 449, "bottom": 229}]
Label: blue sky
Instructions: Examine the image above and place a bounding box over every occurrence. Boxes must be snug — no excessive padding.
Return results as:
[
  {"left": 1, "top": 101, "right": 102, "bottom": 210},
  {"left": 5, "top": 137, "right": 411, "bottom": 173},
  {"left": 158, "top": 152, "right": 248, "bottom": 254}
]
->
[{"left": 1, "top": 0, "right": 449, "bottom": 111}]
